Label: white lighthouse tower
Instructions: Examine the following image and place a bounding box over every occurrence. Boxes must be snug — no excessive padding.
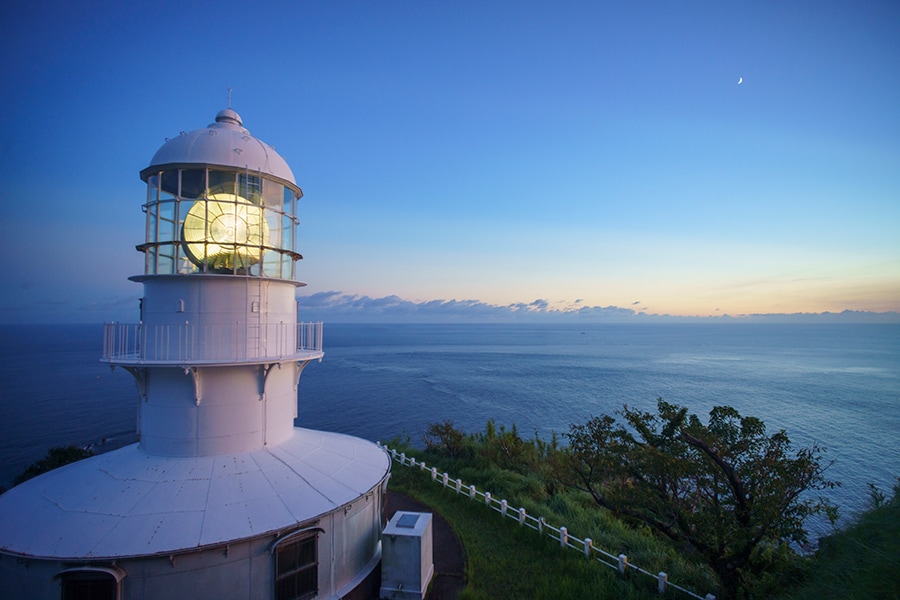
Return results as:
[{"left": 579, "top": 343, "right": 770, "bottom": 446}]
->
[{"left": 0, "top": 109, "right": 391, "bottom": 600}]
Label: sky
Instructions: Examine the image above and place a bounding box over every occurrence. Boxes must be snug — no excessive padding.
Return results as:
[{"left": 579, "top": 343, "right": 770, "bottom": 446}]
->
[{"left": 1, "top": 0, "right": 898, "bottom": 324}]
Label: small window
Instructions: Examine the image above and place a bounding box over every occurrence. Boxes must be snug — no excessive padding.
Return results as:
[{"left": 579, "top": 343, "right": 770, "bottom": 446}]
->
[
  {"left": 275, "top": 532, "right": 318, "bottom": 600},
  {"left": 58, "top": 567, "right": 123, "bottom": 600}
]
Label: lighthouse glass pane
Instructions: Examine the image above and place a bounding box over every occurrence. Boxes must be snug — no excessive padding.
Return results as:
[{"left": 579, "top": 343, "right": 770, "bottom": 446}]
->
[
  {"left": 147, "top": 203, "right": 158, "bottom": 244},
  {"left": 283, "top": 187, "right": 295, "bottom": 216},
  {"left": 263, "top": 180, "right": 283, "bottom": 209},
  {"left": 262, "top": 250, "right": 281, "bottom": 278},
  {"left": 179, "top": 200, "right": 192, "bottom": 236},
  {"left": 180, "top": 169, "right": 205, "bottom": 199},
  {"left": 147, "top": 175, "right": 159, "bottom": 203},
  {"left": 156, "top": 244, "right": 175, "bottom": 274},
  {"left": 283, "top": 216, "right": 294, "bottom": 251},
  {"left": 208, "top": 170, "right": 236, "bottom": 196},
  {"left": 146, "top": 246, "right": 157, "bottom": 274},
  {"left": 266, "top": 211, "right": 283, "bottom": 247},
  {"left": 160, "top": 170, "right": 178, "bottom": 199},
  {"left": 239, "top": 173, "right": 263, "bottom": 204},
  {"left": 158, "top": 201, "right": 176, "bottom": 241}
]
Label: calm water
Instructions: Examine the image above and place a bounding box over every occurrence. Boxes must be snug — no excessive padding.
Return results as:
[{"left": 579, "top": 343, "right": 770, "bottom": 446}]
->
[{"left": 1, "top": 322, "right": 898, "bottom": 533}]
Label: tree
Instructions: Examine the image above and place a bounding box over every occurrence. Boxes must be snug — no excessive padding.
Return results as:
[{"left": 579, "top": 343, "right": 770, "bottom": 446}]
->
[
  {"left": 422, "top": 420, "right": 467, "bottom": 457},
  {"left": 13, "top": 445, "right": 94, "bottom": 486},
  {"left": 558, "top": 399, "right": 837, "bottom": 598}
]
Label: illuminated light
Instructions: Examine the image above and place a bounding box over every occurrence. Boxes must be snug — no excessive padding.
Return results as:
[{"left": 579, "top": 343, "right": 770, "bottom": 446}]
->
[{"left": 182, "top": 193, "right": 270, "bottom": 271}]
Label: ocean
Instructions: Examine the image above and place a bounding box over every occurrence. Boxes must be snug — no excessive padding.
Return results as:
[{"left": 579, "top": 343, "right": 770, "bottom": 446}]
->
[{"left": 1, "top": 322, "right": 897, "bottom": 534}]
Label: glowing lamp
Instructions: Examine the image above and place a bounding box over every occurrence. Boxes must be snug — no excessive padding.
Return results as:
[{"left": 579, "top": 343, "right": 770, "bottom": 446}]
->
[{"left": 182, "top": 193, "right": 270, "bottom": 271}]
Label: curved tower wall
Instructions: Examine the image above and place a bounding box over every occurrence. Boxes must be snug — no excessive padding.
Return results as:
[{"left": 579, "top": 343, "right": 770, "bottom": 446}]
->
[
  {"left": 136, "top": 276, "right": 301, "bottom": 364},
  {"left": 138, "top": 359, "right": 300, "bottom": 456}
]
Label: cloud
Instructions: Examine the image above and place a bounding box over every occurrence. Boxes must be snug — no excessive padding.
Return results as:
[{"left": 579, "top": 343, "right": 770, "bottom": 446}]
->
[
  {"left": 298, "top": 291, "right": 648, "bottom": 323},
  {"left": 297, "top": 292, "right": 900, "bottom": 324}
]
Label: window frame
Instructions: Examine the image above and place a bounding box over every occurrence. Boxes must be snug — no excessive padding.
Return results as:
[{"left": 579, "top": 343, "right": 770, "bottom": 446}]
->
[{"left": 272, "top": 527, "right": 323, "bottom": 600}]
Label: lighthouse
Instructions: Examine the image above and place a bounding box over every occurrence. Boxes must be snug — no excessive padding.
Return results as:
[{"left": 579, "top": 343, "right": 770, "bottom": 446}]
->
[{"left": 0, "top": 109, "right": 391, "bottom": 599}]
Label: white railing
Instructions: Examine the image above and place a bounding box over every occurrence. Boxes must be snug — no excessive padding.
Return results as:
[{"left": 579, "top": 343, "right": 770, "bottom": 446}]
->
[
  {"left": 102, "top": 321, "right": 323, "bottom": 364},
  {"left": 379, "top": 444, "right": 716, "bottom": 600}
]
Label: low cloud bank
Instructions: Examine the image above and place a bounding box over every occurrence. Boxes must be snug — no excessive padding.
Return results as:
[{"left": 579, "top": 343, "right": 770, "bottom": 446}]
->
[{"left": 298, "top": 291, "right": 900, "bottom": 324}]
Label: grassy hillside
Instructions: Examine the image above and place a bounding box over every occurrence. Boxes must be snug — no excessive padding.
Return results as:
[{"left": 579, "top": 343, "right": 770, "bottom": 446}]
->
[
  {"left": 784, "top": 486, "right": 900, "bottom": 600},
  {"left": 386, "top": 431, "right": 718, "bottom": 599},
  {"left": 386, "top": 423, "right": 898, "bottom": 600}
]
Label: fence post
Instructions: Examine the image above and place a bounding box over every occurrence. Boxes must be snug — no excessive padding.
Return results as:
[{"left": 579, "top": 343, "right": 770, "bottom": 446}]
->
[
  {"left": 469, "top": 485, "right": 476, "bottom": 499},
  {"left": 618, "top": 554, "right": 628, "bottom": 575},
  {"left": 442, "top": 472, "right": 449, "bottom": 487},
  {"left": 500, "top": 499, "right": 508, "bottom": 518},
  {"left": 484, "top": 491, "right": 491, "bottom": 506},
  {"left": 560, "top": 526, "right": 568, "bottom": 548},
  {"left": 518, "top": 507, "right": 526, "bottom": 526},
  {"left": 658, "top": 572, "right": 668, "bottom": 595},
  {"left": 584, "top": 538, "right": 592, "bottom": 558},
  {"left": 410, "top": 458, "right": 416, "bottom": 467},
  {"left": 431, "top": 467, "right": 437, "bottom": 480},
  {"left": 538, "top": 517, "right": 545, "bottom": 535},
  {"left": 400, "top": 452, "right": 406, "bottom": 465},
  {"left": 455, "top": 478, "right": 462, "bottom": 494}
]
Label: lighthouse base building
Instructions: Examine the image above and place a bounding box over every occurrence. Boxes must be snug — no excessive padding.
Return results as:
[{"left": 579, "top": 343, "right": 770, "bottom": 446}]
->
[
  {"left": 0, "top": 108, "right": 392, "bottom": 599},
  {"left": 0, "top": 432, "right": 390, "bottom": 599}
]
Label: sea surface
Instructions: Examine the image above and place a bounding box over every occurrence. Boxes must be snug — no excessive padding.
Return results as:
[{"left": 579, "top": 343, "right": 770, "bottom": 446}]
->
[{"left": 1, "top": 322, "right": 897, "bottom": 536}]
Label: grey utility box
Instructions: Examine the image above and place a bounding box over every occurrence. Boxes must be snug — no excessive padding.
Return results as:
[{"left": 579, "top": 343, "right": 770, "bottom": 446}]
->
[{"left": 380, "top": 511, "right": 434, "bottom": 600}]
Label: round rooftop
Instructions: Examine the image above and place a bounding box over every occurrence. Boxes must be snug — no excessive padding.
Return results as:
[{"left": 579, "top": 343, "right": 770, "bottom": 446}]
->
[
  {"left": 0, "top": 428, "right": 390, "bottom": 559},
  {"left": 141, "top": 109, "right": 297, "bottom": 185}
]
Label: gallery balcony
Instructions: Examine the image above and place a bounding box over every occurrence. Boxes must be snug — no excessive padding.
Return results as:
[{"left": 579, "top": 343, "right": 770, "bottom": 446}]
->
[{"left": 101, "top": 321, "right": 324, "bottom": 366}]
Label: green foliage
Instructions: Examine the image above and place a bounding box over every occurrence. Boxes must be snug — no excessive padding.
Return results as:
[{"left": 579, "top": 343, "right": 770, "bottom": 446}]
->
[
  {"left": 422, "top": 420, "right": 468, "bottom": 457},
  {"left": 13, "top": 445, "right": 94, "bottom": 485},
  {"left": 558, "top": 400, "right": 839, "bottom": 598},
  {"left": 867, "top": 482, "right": 887, "bottom": 508},
  {"left": 399, "top": 418, "right": 894, "bottom": 600},
  {"left": 390, "top": 450, "right": 678, "bottom": 600},
  {"left": 393, "top": 422, "right": 719, "bottom": 598},
  {"left": 785, "top": 480, "right": 900, "bottom": 600}
]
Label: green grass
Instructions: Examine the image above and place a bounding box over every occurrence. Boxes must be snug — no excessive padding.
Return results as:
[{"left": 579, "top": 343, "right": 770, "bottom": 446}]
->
[
  {"left": 782, "top": 495, "right": 900, "bottom": 600},
  {"left": 388, "top": 441, "right": 900, "bottom": 600},
  {"left": 391, "top": 460, "right": 654, "bottom": 599},
  {"left": 388, "top": 448, "right": 718, "bottom": 599}
]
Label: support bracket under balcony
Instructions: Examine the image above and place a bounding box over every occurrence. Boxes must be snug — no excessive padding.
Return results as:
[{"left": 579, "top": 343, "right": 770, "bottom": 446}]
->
[
  {"left": 258, "top": 363, "right": 280, "bottom": 401},
  {"left": 122, "top": 367, "right": 149, "bottom": 401},
  {"left": 185, "top": 367, "right": 202, "bottom": 405},
  {"left": 293, "top": 360, "right": 311, "bottom": 391}
]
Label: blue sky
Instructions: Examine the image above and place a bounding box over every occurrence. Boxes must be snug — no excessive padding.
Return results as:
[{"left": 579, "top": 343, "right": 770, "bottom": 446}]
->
[{"left": 1, "top": 1, "right": 898, "bottom": 323}]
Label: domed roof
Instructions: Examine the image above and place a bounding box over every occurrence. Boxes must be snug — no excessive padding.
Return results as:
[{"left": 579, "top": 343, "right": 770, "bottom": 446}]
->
[{"left": 141, "top": 109, "right": 297, "bottom": 186}]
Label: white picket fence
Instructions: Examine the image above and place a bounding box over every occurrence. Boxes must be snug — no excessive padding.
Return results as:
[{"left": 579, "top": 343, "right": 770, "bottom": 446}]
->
[{"left": 379, "top": 443, "right": 716, "bottom": 600}]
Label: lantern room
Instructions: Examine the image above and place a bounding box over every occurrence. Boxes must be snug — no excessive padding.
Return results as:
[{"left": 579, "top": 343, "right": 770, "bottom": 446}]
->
[{"left": 137, "top": 109, "right": 302, "bottom": 279}]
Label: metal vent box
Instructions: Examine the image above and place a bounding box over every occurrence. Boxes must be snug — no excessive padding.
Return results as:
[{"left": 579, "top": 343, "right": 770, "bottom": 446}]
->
[{"left": 380, "top": 511, "right": 434, "bottom": 600}]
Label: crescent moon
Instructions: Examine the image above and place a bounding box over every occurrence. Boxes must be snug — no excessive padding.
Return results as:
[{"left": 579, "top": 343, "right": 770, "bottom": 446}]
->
[{"left": 738, "top": 77, "right": 743, "bottom": 84}]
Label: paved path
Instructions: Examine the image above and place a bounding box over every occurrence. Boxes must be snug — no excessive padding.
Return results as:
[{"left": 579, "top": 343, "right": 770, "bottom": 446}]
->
[{"left": 384, "top": 491, "right": 466, "bottom": 600}]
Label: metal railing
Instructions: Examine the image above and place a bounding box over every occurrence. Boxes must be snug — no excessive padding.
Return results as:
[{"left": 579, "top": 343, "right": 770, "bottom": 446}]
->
[
  {"left": 380, "top": 444, "right": 716, "bottom": 600},
  {"left": 102, "top": 321, "right": 323, "bottom": 364}
]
